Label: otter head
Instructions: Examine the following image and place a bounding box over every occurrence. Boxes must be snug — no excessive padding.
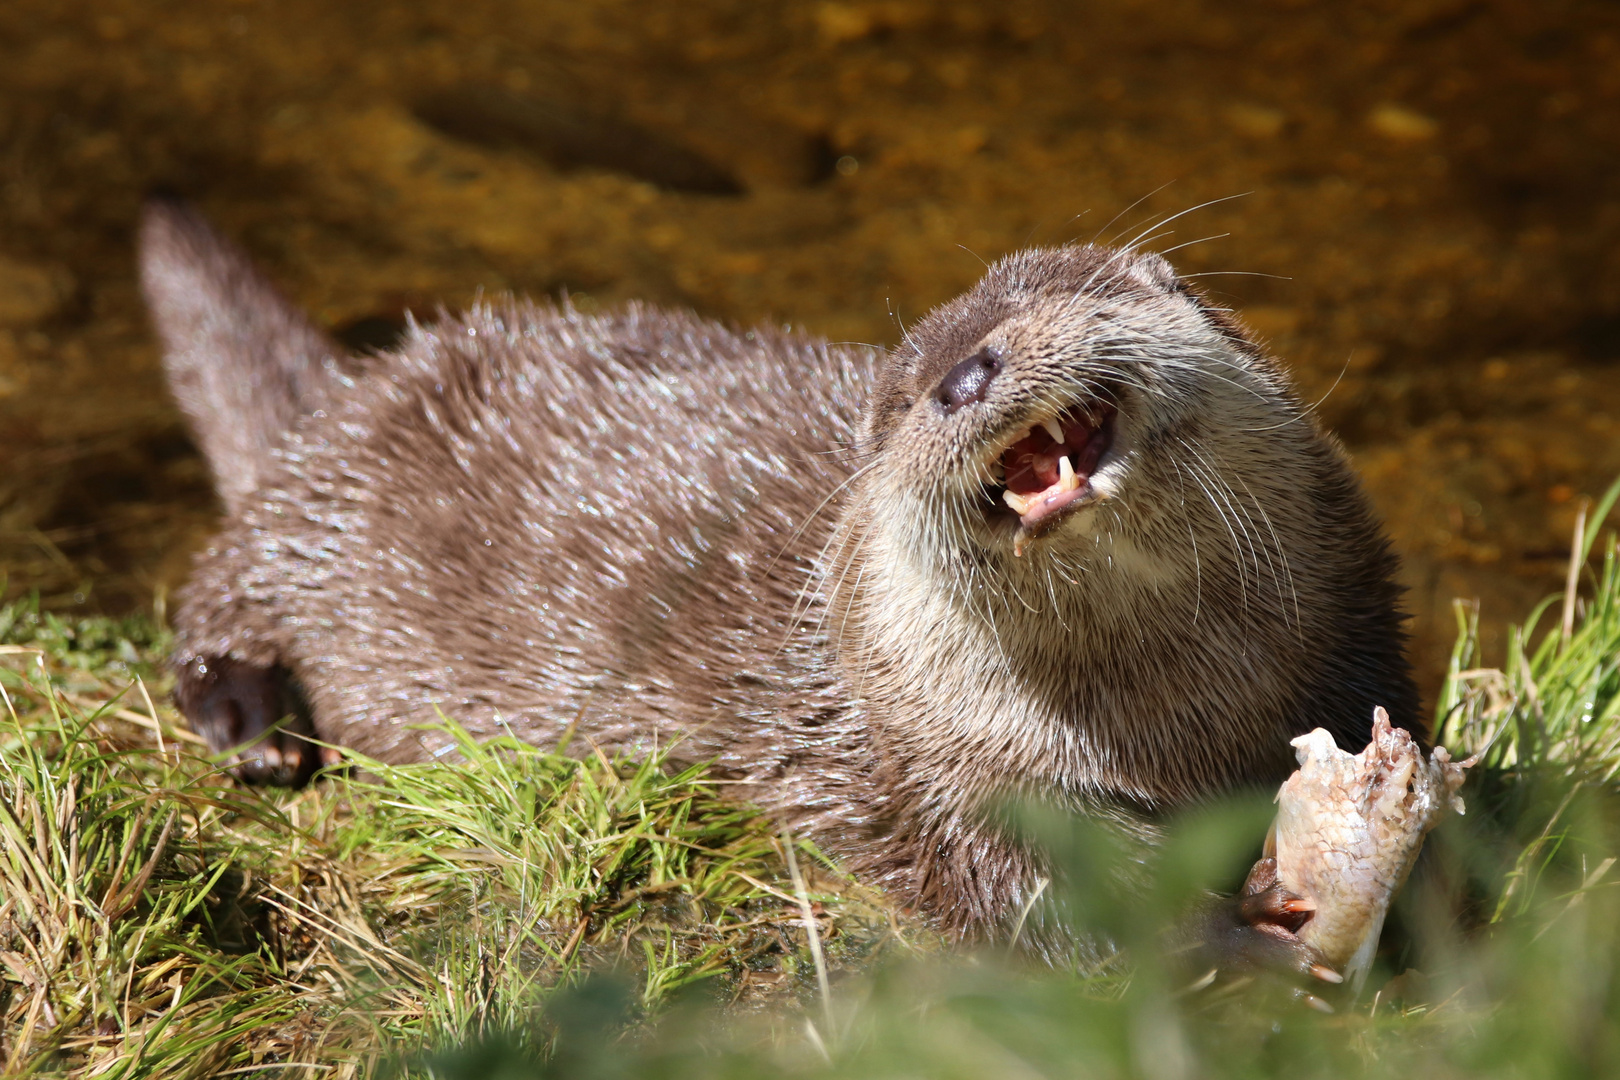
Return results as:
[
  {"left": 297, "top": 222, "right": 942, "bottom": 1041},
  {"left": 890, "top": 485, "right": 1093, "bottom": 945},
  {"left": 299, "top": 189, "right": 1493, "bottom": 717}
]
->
[
  {"left": 852, "top": 244, "right": 1294, "bottom": 572},
  {"left": 820, "top": 233, "right": 1414, "bottom": 930},
  {"left": 829, "top": 243, "right": 1354, "bottom": 810}
]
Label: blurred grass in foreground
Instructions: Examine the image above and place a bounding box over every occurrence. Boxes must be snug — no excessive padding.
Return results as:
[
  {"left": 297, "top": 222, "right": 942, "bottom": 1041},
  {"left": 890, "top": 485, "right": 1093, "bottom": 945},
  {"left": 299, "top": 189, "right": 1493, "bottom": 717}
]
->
[{"left": 3, "top": 479, "right": 1620, "bottom": 1077}]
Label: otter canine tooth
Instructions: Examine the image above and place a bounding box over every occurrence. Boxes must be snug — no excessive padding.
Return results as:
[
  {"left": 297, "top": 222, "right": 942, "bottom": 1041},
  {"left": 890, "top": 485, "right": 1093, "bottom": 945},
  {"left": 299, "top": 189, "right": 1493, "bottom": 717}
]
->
[
  {"left": 1059, "top": 454, "right": 1076, "bottom": 489},
  {"left": 1042, "top": 418, "right": 1065, "bottom": 443},
  {"left": 1003, "top": 489, "right": 1032, "bottom": 514}
]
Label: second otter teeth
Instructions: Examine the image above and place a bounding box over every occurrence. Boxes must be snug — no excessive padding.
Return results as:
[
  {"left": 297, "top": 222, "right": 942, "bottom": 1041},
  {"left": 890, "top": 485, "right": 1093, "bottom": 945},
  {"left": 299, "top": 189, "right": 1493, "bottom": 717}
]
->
[
  {"left": 1042, "top": 418, "right": 1064, "bottom": 443},
  {"left": 1003, "top": 490, "right": 1032, "bottom": 514},
  {"left": 1058, "top": 454, "right": 1077, "bottom": 490}
]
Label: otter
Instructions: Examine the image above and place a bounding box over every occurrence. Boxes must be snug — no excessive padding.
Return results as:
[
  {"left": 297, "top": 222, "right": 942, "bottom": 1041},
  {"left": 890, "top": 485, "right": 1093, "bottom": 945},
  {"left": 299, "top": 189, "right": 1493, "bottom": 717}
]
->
[{"left": 140, "top": 200, "right": 1418, "bottom": 956}]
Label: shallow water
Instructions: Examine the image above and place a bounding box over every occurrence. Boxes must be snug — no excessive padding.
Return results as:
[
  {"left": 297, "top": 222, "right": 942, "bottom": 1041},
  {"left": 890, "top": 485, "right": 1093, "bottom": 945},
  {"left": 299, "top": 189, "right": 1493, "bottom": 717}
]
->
[{"left": 1, "top": 0, "right": 1617, "bottom": 699}]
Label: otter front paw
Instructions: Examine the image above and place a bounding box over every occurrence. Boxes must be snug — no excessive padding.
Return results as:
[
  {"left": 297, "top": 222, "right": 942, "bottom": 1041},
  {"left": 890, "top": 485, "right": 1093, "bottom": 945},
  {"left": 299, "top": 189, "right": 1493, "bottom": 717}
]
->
[
  {"left": 173, "top": 655, "right": 322, "bottom": 786},
  {"left": 1175, "top": 857, "right": 1343, "bottom": 1010}
]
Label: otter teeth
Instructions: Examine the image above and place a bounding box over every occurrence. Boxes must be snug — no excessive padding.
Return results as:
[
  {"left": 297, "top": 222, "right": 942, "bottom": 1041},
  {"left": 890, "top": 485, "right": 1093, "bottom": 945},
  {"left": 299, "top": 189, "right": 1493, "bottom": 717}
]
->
[
  {"left": 1002, "top": 456, "right": 1079, "bottom": 519},
  {"left": 1042, "top": 418, "right": 1064, "bottom": 443}
]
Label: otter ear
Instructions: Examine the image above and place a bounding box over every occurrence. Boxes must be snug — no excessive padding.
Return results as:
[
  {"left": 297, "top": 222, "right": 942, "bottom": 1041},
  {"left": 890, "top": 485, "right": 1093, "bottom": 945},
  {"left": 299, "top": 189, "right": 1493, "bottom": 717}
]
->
[
  {"left": 1129, "top": 251, "right": 1184, "bottom": 293},
  {"left": 139, "top": 199, "right": 348, "bottom": 512},
  {"left": 1135, "top": 251, "right": 1265, "bottom": 353}
]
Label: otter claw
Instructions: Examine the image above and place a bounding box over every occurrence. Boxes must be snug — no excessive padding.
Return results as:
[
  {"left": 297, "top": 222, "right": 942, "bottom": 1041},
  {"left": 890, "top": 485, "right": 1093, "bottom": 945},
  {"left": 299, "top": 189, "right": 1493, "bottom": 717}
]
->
[
  {"left": 174, "top": 656, "right": 321, "bottom": 787},
  {"left": 1182, "top": 968, "right": 1220, "bottom": 994},
  {"left": 1293, "top": 988, "right": 1336, "bottom": 1014},
  {"left": 1309, "top": 963, "right": 1344, "bottom": 984},
  {"left": 1174, "top": 854, "right": 1340, "bottom": 1011}
]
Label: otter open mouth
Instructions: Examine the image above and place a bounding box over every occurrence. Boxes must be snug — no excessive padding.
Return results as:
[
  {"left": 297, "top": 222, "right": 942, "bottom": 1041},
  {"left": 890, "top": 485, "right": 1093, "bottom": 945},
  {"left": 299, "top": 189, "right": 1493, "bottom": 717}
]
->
[{"left": 985, "top": 401, "right": 1117, "bottom": 553}]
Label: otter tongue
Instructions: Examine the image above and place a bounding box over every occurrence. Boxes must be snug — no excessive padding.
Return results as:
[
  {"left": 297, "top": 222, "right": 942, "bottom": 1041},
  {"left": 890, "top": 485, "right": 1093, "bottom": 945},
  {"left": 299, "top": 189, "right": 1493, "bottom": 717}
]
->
[{"left": 1003, "top": 424, "right": 1091, "bottom": 497}]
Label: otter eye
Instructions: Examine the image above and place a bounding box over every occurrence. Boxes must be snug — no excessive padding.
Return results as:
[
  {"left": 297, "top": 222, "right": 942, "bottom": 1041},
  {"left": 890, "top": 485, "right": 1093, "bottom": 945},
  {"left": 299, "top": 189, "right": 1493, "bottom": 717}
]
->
[{"left": 935, "top": 347, "right": 1002, "bottom": 414}]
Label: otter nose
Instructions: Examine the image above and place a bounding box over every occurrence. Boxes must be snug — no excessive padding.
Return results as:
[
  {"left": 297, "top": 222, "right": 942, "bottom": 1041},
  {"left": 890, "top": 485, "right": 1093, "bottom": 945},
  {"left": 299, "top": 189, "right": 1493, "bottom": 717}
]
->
[{"left": 935, "top": 347, "right": 1001, "bottom": 414}]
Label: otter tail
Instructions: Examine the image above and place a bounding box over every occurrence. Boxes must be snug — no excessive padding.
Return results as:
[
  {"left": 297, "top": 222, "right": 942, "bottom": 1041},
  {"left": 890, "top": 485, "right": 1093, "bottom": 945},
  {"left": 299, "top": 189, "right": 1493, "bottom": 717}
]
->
[{"left": 139, "top": 199, "right": 348, "bottom": 512}]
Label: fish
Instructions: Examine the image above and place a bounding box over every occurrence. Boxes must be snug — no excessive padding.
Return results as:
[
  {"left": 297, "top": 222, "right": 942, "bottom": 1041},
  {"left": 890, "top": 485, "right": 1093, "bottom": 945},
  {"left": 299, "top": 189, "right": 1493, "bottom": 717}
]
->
[{"left": 1270, "top": 707, "right": 1474, "bottom": 991}]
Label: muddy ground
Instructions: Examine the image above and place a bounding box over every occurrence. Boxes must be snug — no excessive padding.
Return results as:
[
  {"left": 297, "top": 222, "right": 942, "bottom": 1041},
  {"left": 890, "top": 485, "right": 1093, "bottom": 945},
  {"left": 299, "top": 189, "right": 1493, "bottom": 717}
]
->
[{"left": 1, "top": 0, "right": 1618, "bottom": 700}]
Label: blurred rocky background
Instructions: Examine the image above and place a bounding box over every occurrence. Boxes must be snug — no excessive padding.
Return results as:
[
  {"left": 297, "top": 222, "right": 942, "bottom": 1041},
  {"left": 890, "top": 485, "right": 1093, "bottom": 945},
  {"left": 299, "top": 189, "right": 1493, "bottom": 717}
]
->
[{"left": 1, "top": 0, "right": 1617, "bottom": 700}]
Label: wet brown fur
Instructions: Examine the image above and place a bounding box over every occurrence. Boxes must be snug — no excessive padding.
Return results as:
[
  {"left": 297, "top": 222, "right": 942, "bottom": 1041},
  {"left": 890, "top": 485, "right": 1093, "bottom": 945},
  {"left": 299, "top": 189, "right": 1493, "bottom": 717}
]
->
[{"left": 142, "top": 202, "right": 1418, "bottom": 943}]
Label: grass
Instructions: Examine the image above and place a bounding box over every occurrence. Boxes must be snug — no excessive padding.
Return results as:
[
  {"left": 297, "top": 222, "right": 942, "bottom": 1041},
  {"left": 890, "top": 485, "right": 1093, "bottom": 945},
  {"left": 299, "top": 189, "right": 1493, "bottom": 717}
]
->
[
  {"left": 4, "top": 479, "right": 1620, "bottom": 1077},
  {"left": 0, "top": 603, "right": 899, "bottom": 1077}
]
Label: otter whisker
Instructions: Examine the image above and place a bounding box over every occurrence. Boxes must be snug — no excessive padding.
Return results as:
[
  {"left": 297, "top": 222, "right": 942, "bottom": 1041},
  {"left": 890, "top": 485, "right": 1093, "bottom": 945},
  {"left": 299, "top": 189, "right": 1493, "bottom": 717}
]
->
[
  {"left": 1089, "top": 180, "right": 1179, "bottom": 249},
  {"left": 1176, "top": 449, "right": 1255, "bottom": 629},
  {"left": 1232, "top": 470, "right": 1304, "bottom": 637},
  {"left": 1184, "top": 438, "right": 1293, "bottom": 626},
  {"left": 1109, "top": 192, "right": 1251, "bottom": 256},
  {"left": 1156, "top": 232, "right": 1233, "bottom": 258}
]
